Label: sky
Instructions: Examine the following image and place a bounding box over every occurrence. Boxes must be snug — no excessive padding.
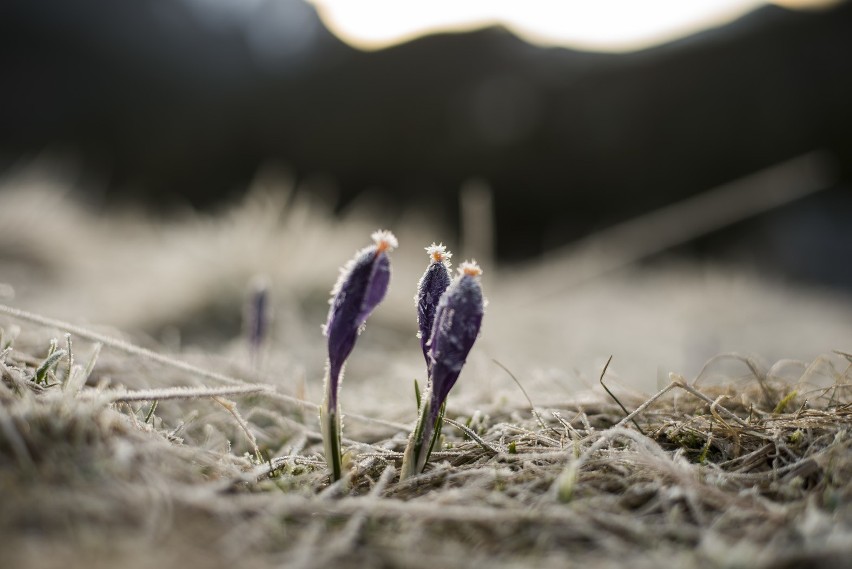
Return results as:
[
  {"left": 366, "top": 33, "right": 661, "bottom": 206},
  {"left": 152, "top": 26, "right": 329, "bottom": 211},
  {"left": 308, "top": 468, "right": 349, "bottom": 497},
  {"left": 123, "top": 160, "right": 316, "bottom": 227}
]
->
[{"left": 310, "top": 0, "right": 839, "bottom": 52}]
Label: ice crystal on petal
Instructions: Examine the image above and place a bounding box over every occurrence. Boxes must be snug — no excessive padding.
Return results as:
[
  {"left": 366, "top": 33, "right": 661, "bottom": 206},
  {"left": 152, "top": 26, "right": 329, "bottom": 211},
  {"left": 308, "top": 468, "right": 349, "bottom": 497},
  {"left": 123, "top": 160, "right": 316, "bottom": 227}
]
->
[
  {"left": 424, "top": 242, "right": 452, "bottom": 268},
  {"left": 371, "top": 229, "right": 398, "bottom": 252},
  {"left": 458, "top": 259, "right": 482, "bottom": 278}
]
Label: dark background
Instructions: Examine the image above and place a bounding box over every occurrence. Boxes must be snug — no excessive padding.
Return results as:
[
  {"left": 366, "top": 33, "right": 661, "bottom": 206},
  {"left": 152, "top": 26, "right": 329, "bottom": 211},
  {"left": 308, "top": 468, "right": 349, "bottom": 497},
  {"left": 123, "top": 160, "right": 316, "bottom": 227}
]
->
[{"left": 2, "top": 0, "right": 851, "bottom": 285}]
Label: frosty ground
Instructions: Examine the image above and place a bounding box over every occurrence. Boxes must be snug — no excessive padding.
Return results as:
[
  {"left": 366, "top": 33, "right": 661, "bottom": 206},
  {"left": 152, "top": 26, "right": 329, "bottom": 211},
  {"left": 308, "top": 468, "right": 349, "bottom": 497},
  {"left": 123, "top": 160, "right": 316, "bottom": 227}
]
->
[{"left": 1, "top": 172, "right": 851, "bottom": 568}]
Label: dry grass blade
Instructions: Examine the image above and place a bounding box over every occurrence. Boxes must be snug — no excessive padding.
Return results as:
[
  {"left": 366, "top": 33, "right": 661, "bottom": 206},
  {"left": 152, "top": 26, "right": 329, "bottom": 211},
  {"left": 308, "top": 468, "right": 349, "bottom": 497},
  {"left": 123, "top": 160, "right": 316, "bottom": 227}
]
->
[
  {"left": 213, "top": 396, "right": 261, "bottom": 460},
  {"left": 90, "top": 384, "right": 272, "bottom": 403},
  {"left": 597, "top": 355, "right": 646, "bottom": 435},
  {"left": 443, "top": 417, "right": 504, "bottom": 454},
  {"left": 492, "top": 358, "right": 555, "bottom": 435}
]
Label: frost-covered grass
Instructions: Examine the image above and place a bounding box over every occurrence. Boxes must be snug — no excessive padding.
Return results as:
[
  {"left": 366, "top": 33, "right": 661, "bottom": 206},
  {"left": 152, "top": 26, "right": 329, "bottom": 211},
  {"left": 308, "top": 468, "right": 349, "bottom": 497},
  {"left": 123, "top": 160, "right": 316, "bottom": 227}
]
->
[
  {"left": 2, "top": 320, "right": 851, "bottom": 569},
  {"left": 1, "top": 171, "right": 852, "bottom": 568}
]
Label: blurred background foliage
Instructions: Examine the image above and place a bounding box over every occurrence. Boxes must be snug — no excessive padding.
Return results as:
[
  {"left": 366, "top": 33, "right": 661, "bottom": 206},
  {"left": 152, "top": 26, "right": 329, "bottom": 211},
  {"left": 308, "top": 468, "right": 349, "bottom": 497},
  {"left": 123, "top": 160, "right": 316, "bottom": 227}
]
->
[{"left": 1, "top": 0, "right": 851, "bottom": 287}]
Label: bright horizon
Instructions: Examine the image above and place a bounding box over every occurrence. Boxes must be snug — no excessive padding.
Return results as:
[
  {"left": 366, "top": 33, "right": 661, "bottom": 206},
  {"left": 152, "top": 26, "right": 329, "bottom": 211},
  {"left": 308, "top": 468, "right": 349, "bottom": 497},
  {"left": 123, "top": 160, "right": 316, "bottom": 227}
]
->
[{"left": 310, "top": 0, "right": 840, "bottom": 52}]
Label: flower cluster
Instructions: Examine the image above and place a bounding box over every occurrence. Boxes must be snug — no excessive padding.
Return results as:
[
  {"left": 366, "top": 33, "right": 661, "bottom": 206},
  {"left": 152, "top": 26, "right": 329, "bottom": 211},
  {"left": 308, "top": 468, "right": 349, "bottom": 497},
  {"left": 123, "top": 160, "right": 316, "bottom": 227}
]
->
[
  {"left": 318, "top": 231, "right": 484, "bottom": 482},
  {"left": 401, "top": 259, "right": 484, "bottom": 480}
]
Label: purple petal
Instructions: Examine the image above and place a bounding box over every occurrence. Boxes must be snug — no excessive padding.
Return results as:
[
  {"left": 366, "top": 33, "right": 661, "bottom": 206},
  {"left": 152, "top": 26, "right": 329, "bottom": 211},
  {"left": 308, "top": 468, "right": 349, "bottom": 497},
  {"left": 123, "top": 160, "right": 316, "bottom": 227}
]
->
[
  {"left": 416, "top": 260, "right": 451, "bottom": 368},
  {"left": 427, "top": 268, "right": 484, "bottom": 408},
  {"left": 324, "top": 237, "right": 394, "bottom": 407},
  {"left": 360, "top": 252, "right": 391, "bottom": 324}
]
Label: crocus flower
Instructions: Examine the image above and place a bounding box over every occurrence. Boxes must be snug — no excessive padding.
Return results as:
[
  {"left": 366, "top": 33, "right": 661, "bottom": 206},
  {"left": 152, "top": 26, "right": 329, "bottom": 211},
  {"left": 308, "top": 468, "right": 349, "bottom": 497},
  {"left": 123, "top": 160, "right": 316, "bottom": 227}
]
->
[
  {"left": 322, "top": 229, "right": 397, "bottom": 480},
  {"left": 415, "top": 243, "right": 452, "bottom": 371},
  {"left": 401, "top": 260, "right": 485, "bottom": 480}
]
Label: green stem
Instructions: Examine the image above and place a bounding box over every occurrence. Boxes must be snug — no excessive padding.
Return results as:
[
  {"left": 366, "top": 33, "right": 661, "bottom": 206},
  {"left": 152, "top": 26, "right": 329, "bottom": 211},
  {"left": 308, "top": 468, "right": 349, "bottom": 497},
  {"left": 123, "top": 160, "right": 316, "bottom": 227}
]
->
[
  {"left": 401, "top": 397, "right": 435, "bottom": 481},
  {"left": 321, "top": 372, "right": 343, "bottom": 481},
  {"left": 424, "top": 400, "right": 446, "bottom": 465},
  {"left": 34, "top": 348, "right": 66, "bottom": 385}
]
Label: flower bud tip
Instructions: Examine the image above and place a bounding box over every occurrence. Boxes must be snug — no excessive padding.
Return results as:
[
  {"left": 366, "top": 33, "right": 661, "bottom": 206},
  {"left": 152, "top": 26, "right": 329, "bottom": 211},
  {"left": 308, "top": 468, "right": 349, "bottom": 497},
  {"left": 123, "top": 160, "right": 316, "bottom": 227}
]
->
[
  {"left": 372, "top": 230, "right": 398, "bottom": 253},
  {"left": 458, "top": 260, "right": 482, "bottom": 278},
  {"left": 425, "top": 243, "right": 452, "bottom": 266}
]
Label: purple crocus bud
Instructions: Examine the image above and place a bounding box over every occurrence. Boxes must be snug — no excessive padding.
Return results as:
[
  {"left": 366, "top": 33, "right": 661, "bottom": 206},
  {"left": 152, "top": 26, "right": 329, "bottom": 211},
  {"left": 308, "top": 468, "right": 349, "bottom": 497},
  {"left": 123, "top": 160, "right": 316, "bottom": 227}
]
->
[
  {"left": 401, "top": 260, "right": 484, "bottom": 480},
  {"left": 322, "top": 229, "right": 396, "bottom": 480},
  {"left": 415, "top": 243, "right": 451, "bottom": 371},
  {"left": 425, "top": 261, "right": 484, "bottom": 417},
  {"left": 244, "top": 275, "right": 271, "bottom": 369},
  {"left": 324, "top": 230, "right": 396, "bottom": 406}
]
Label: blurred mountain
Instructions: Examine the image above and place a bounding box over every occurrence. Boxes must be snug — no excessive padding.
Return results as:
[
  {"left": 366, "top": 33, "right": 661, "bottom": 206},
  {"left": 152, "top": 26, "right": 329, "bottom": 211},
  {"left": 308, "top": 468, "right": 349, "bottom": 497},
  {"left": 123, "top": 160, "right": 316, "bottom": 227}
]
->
[{"left": 1, "top": 0, "right": 851, "bottom": 268}]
